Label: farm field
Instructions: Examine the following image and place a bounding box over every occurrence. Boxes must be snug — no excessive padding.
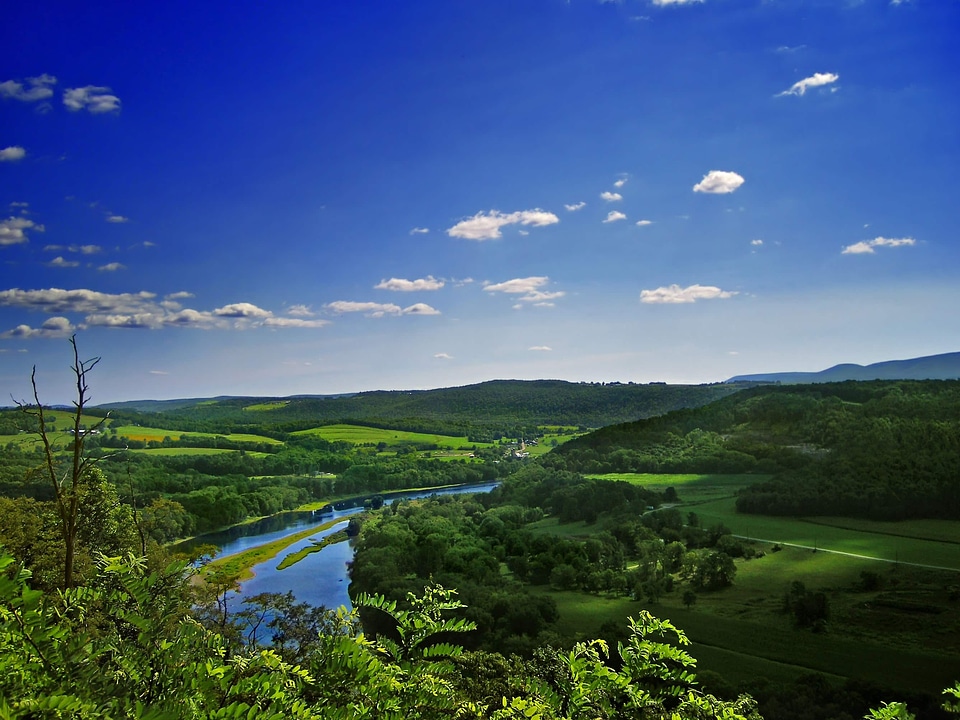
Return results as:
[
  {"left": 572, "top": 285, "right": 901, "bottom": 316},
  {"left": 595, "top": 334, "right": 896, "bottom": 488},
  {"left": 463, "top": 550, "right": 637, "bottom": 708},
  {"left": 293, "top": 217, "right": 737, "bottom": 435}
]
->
[
  {"left": 130, "top": 447, "right": 271, "bottom": 458},
  {"left": 110, "top": 425, "right": 282, "bottom": 446},
  {"left": 585, "top": 473, "right": 768, "bottom": 504},
  {"left": 293, "top": 424, "right": 493, "bottom": 449}
]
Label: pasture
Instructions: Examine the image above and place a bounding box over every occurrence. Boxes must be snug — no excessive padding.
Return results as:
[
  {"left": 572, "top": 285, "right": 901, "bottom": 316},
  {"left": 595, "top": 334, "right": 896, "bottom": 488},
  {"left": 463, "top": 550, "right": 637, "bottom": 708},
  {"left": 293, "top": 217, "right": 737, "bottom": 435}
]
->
[
  {"left": 293, "top": 424, "right": 492, "bottom": 450},
  {"left": 110, "top": 424, "right": 282, "bottom": 446},
  {"left": 130, "top": 447, "right": 271, "bottom": 458}
]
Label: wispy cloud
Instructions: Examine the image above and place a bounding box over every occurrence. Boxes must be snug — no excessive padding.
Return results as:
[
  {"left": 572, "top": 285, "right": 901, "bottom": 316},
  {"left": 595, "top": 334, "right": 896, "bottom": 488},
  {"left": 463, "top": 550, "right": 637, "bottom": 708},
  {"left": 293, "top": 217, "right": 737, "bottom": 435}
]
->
[
  {"left": 603, "top": 211, "right": 627, "bottom": 223},
  {"left": 285, "top": 304, "right": 314, "bottom": 316},
  {"left": 636, "top": 220, "right": 653, "bottom": 226},
  {"left": 650, "top": 0, "right": 704, "bottom": 6},
  {"left": 564, "top": 201, "right": 586, "bottom": 212},
  {"left": 149, "top": 370, "right": 169, "bottom": 375},
  {"left": 841, "top": 236, "right": 915, "bottom": 255},
  {"left": 262, "top": 317, "right": 330, "bottom": 328},
  {"left": 613, "top": 178, "right": 628, "bottom": 188},
  {"left": 410, "top": 227, "right": 429, "bottom": 235},
  {"left": 98, "top": 262, "right": 126, "bottom": 272},
  {"left": 0, "top": 146, "right": 26, "bottom": 162},
  {"left": 106, "top": 214, "right": 129, "bottom": 223},
  {"left": 0, "top": 217, "right": 43, "bottom": 246},
  {"left": 44, "top": 244, "right": 102, "bottom": 255},
  {"left": 326, "top": 300, "right": 440, "bottom": 317},
  {"left": 777, "top": 72, "right": 839, "bottom": 97},
  {"left": 529, "top": 345, "right": 552, "bottom": 352},
  {"left": 640, "top": 283, "right": 738, "bottom": 304},
  {"left": 375, "top": 276, "right": 445, "bottom": 292},
  {"left": 47, "top": 257, "right": 80, "bottom": 268},
  {"left": 447, "top": 209, "right": 559, "bottom": 240},
  {"left": 434, "top": 352, "right": 453, "bottom": 360},
  {"left": 0, "top": 75, "right": 56, "bottom": 103},
  {"left": 693, "top": 170, "right": 745, "bottom": 194},
  {"left": 600, "top": 191, "right": 623, "bottom": 202},
  {"left": 63, "top": 86, "right": 121, "bottom": 114},
  {"left": 484, "top": 276, "right": 565, "bottom": 305}
]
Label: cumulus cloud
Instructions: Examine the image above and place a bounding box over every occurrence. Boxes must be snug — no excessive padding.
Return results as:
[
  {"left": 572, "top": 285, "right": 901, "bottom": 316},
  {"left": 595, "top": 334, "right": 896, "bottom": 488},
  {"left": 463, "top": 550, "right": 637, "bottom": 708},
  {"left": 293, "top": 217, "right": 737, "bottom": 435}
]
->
[
  {"left": 693, "top": 170, "right": 745, "bottom": 194},
  {"left": 98, "top": 262, "right": 126, "bottom": 272},
  {"left": 600, "top": 191, "right": 623, "bottom": 202},
  {"left": 1, "top": 316, "right": 75, "bottom": 339},
  {"left": 403, "top": 303, "right": 441, "bottom": 315},
  {"left": 446, "top": 209, "right": 559, "bottom": 241},
  {"left": 326, "top": 301, "right": 402, "bottom": 316},
  {"left": 640, "top": 283, "right": 738, "bottom": 304},
  {"left": 0, "top": 75, "right": 56, "bottom": 103},
  {"left": 751, "top": 239, "right": 764, "bottom": 247},
  {"left": 636, "top": 220, "right": 653, "bottom": 226},
  {"left": 613, "top": 178, "right": 628, "bottom": 188},
  {"left": 410, "top": 227, "right": 429, "bottom": 235},
  {"left": 0, "top": 217, "right": 43, "bottom": 246},
  {"left": 63, "top": 86, "right": 121, "bottom": 114},
  {"left": 603, "top": 211, "right": 627, "bottom": 223},
  {"left": 375, "top": 276, "right": 445, "bottom": 292},
  {"left": 484, "top": 276, "right": 565, "bottom": 304},
  {"left": 778, "top": 72, "right": 839, "bottom": 97},
  {"left": 213, "top": 302, "right": 273, "bottom": 319},
  {"left": 0, "top": 287, "right": 326, "bottom": 333},
  {"left": 47, "top": 256, "right": 79, "bottom": 268},
  {"left": 285, "top": 304, "right": 314, "bottom": 316},
  {"left": 565, "top": 202, "right": 586, "bottom": 212},
  {"left": 0, "top": 146, "right": 26, "bottom": 162},
  {"left": 165, "top": 291, "right": 194, "bottom": 301},
  {"left": 841, "top": 236, "right": 916, "bottom": 255},
  {"left": 434, "top": 352, "right": 453, "bottom": 360},
  {"left": 106, "top": 214, "right": 129, "bottom": 223},
  {"left": 529, "top": 346, "right": 552, "bottom": 352}
]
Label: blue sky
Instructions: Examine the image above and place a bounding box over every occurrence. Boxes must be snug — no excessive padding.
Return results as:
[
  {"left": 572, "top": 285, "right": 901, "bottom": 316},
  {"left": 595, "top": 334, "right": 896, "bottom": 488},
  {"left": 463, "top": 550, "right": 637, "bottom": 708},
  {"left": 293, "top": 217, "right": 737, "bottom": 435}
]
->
[{"left": 2, "top": 0, "right": 958, "bottom": 403}]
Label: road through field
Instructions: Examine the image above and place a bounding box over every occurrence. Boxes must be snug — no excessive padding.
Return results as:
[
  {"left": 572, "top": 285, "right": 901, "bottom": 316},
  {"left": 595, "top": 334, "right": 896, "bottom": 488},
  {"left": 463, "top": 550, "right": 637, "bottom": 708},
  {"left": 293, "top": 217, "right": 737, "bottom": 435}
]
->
[{"left": 734, "top": 535, "right": 960, "bottom": 573}]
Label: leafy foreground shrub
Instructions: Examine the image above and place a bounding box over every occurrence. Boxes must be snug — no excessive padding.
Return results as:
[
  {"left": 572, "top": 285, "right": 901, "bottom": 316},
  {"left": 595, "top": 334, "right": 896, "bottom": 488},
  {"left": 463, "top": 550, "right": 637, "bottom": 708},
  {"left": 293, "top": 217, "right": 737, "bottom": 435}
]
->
[{"left": 0, "top": 549, "right": 957, "bottom": 719}]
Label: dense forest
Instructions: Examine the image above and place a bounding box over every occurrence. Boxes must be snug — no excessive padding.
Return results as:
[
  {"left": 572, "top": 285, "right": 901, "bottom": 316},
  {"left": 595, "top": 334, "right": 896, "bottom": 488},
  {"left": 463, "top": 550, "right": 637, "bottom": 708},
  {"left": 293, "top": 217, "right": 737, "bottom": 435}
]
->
[{"left": 551, "top": 380, "right": 960, "bottom": 521}]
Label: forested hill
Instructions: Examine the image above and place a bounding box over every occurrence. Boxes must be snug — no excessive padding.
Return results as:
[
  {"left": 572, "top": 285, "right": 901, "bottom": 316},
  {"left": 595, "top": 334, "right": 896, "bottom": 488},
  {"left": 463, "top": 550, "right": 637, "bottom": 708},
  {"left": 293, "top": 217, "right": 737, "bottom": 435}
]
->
[
  {"left": 93, "top": 380, "right": 753, "bottom": 437},
  {"left": 549, "top": 379, "right": 960, "bottom": 521}
]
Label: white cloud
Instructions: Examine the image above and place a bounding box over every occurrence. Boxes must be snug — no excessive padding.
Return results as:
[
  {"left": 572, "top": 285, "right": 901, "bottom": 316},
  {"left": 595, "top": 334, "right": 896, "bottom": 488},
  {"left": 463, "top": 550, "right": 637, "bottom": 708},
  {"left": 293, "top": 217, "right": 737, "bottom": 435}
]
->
[
  {"left": 285, "top": 304, "right": 314, "bottom": 316},
  {"left": 529, "top": 346, "right": 553, "bottom": 352},
  {"left": 0, "top": 288, "right": 158, "bottom": 314},
  {"left": 1, "top": 316, "right": 75, "bottom": 339},
  {"left": 0, "top": 217, "right": 43, "bottom": 246},
  {"left": 0, "top": 146, "right": 26, "bottom": 162},
  {"left": 651, "top": 0, "right": 704, "bottom": 5},
  {"left": 45, "top": 244, "right": 102, "bottom": 255},
  {"left": 262, "top": 317, "right": 330, "bottom": 328},
  {"left": 640, "top": 283, "right": 738, "bottom": 304},
  {"left": 106, "top": 214, "right": 129, "bottom": 223},
  {"left": 375, "top": 276, "right": 445, "bottom": 292},
  {"left": 693, "top": 170, "right": 745, "bottom": 194},
  {"left": 213, "top": 302, "right": 273, "bottom": 319},
  {"left": 0, "top": 75, "right": 56, "bottom": 103},
  {"left": 484, "top": 276, "right": 566, "bottom": 304},
  {"left": 98, "top": 262, "right": 126, "bottom": 272},
  {"left": 636, "top": 220, "right": 653, "bottom": 226},
  {"left": 326, "top": 301, "right": 403, "bottom": 317},
  {"left": 165, "top": 291, "right": 194, "bottom": 301},
  {"left": 446, "top": 209, "right": 559, "bottom": 240},
  {"left": 410, "top": 227, "right": 429, "bottom": 235},
  {"left": 841, "top": 236, "right": 916, "bottom": 255},
  {"left": 564, "top": 202, "right": 586, "bottom": 212},
  {"left": 613, "top": 178, "right": 627, "bottom": 188},
  {"left": 751, "top": 239, "right": 764, "bottom": 246},
  {"left": 149, "top": 370, "right": 169, "bottom": 375},
  {"left": 434, "top": 352, "right": 453, "bottom": 360},
  {"left": 63, "top": 86, "right": 121, "bottom": 114},
  {"left": 603, "top": 211, "right": 627, "bottom": 223},
  {"left": 402, "top": 303, "right": 441, "bottom": 315},
  {"left": 600, "top": 191, "right": 623, "bottom": 202},
  {"left": 47, "top": 256, "right": 79, "bottom": 268},
  {"left": 778, "top": 72, "right": 839, "bottom": 97}
]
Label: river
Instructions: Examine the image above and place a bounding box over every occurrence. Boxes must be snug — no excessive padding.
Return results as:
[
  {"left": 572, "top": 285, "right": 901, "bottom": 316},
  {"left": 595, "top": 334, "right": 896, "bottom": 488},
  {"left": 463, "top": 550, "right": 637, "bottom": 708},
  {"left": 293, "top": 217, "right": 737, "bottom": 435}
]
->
[{"left": 184, "top": 482, "right": 498, "bottom": 612}]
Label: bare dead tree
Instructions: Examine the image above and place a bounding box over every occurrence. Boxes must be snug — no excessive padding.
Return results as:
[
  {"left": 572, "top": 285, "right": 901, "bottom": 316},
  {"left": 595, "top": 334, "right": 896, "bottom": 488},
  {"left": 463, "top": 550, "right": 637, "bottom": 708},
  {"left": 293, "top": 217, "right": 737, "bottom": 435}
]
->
[{"left": 17, "top": 335, "right": 109, "bottom": 589}]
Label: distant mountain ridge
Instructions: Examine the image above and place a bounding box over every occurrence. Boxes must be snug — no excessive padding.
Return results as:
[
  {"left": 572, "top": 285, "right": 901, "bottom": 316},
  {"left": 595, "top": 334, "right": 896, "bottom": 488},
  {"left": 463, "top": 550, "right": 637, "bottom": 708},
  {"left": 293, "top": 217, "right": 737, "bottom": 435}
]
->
[{"left": 727, "top": 351, "right": 960, "bottom": 384}]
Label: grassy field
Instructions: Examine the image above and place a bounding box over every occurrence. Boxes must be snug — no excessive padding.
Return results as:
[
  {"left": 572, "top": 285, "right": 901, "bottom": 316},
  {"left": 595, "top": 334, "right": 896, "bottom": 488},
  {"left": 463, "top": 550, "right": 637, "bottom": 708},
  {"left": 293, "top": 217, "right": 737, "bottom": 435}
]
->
[
  {"left": 110, "top": 424, "right": 282, "bottom": 446},
  {"left": 242, "top": 401, "right": 290, "bottom": 411},
  {"left": 293, "top": 424, "right": 493, "bottom": 449}
]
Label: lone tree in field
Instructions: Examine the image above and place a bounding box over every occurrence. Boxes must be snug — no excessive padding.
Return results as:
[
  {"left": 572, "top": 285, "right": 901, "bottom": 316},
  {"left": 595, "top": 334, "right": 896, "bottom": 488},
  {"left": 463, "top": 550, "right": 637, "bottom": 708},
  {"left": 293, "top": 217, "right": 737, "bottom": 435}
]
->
[{"left": 17, "top": 335, "right": 109, "bottom": 589}]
